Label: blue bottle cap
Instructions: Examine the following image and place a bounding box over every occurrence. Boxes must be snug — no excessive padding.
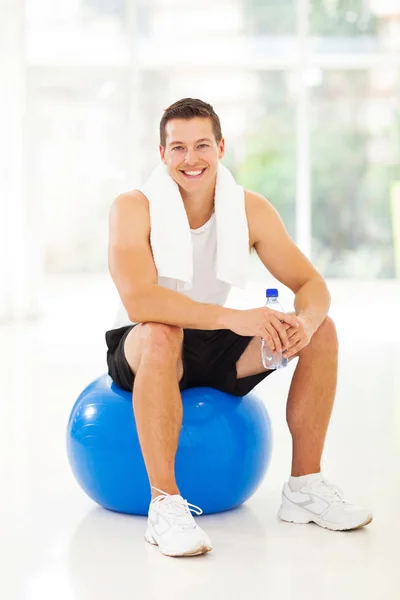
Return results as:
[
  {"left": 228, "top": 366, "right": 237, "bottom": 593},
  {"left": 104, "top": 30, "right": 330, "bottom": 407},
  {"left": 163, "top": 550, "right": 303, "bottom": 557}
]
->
[{"left": 266, "top": 288, "right": 278, "bottom": 298}]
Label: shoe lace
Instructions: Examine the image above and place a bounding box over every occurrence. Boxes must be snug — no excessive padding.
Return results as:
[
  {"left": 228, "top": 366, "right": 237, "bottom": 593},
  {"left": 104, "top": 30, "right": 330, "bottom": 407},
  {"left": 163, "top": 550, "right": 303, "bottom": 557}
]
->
[
  {"left": 151, "top": 487, "right": 203, "bottom": 529},
  {"left": 308, "top": 478, "right": 345, "bottom": 505}
]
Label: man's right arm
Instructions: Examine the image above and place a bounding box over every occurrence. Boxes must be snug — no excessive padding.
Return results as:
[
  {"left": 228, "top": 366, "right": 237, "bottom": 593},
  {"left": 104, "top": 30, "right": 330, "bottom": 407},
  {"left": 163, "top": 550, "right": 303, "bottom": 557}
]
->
[{"left": 108, "top": 191, "right": 237, "bottom": 330}]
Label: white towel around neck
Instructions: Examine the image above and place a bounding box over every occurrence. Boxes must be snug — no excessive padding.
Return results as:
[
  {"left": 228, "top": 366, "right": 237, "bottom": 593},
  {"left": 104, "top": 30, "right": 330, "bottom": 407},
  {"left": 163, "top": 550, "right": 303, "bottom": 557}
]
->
[{"left": 139, "top": 161, "right": 249, "bottom": 292}]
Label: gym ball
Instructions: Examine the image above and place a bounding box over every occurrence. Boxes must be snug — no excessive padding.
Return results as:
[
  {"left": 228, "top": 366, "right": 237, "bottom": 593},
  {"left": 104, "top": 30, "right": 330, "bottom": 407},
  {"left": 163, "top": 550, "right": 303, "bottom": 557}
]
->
[{"left": 67, "top": 374, "right": 273, "bottom": 515}]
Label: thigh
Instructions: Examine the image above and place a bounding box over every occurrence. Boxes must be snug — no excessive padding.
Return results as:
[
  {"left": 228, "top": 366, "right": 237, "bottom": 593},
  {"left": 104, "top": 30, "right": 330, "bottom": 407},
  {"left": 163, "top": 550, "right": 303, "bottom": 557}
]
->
[
  {"left": 180, "top": 328, "right": 274, "bottom": 396},
  {"left": 236, "top": 335, "right": 297, "bottom": 377},
  {"left": 235, "top": 335, "right": 264, "bottom": 379},
  {"left": 123, "top": 323, "right": 148, "bottom": 376},
  {"left": 105, "top": 324, "right": 139, "bottom": 391},
  {"left": 183, "top": 329, "right": 260, "bottom": 394},
  {"left": 182, "top": 328, "right": 252, "bottom": 383}
]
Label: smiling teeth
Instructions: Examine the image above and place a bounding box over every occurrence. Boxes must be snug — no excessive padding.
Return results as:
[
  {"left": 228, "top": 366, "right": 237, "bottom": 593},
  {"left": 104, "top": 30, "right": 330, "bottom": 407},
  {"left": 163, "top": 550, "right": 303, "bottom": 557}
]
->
[{"left": 184, "top": 170, "right": 203, "bottom": 175}]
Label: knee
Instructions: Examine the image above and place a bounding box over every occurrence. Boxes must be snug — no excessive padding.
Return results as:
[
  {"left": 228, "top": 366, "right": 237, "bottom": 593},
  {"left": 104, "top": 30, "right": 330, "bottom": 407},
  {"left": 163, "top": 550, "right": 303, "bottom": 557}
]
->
[
  {"left": 313, "top": 316, "right": 338, "bottom": 351},
  {"left": 141, "top": 322, "right": 183, "bottom": 355}
]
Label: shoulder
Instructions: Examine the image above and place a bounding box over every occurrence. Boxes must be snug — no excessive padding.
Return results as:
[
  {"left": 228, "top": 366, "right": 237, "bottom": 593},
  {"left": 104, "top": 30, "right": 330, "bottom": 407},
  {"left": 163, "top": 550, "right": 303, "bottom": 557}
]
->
[
  {"left": 110, "top": 189, "right": 150, "bottom": 222},
  {"left": 244, "top": 188, "right": 269, "bottom": 210},
  {"left": 111, "top": 189, "right": 149, "bottom": 212},
  {"left": 109, "top": 190, "right": 151, "bottom": 239},
  {"left": 244, "top": 189, "right": 281, "bottom": 247}
]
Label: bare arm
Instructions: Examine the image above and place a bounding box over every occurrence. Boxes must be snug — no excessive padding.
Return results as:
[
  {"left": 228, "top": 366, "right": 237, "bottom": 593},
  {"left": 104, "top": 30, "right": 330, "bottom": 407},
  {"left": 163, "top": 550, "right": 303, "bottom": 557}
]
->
[
  {"left": 108, "top": 191, "right": 236, "bottom": 329},
  {"left": 293, "top": 279, "right": 331, "bottom": 334},
  {"left": 247, "top": 190, "right": 331, "bottom": 333}
]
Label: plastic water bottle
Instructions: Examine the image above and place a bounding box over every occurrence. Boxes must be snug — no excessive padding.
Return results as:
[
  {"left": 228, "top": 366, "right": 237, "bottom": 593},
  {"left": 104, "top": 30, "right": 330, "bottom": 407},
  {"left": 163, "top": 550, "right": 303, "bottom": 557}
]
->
[{"left": 261, "top": 288, "right": 288, "bottom": 370}]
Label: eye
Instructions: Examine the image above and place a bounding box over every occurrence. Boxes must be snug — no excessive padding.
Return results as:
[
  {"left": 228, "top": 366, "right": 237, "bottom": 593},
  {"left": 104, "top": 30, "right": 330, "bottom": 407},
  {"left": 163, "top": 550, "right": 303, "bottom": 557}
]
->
[
  {"left": 198, "top": 144, "right": 209, "bottom": 148},
  {"left": 172, "top": 146, "right": 184, "bottom": 151}
]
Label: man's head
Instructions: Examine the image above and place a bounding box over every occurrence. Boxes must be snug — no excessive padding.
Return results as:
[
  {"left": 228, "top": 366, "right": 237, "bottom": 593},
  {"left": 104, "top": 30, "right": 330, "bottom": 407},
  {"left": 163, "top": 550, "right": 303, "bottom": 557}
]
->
[{"left": 159, "top": 98, "right": 225, "bottom": 191}]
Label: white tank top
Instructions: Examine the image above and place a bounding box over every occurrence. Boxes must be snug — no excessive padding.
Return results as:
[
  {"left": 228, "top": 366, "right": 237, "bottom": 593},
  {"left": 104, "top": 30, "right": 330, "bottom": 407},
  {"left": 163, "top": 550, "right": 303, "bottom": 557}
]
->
[{"left": 112, "top": 211, "right": 231, "bottom": 328}]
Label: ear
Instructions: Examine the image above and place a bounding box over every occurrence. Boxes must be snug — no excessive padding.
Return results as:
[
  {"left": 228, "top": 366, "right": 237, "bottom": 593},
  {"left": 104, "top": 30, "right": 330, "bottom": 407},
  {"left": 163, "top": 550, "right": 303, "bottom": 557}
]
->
[
  {"left": 159, "top": 144, "right": 166, "bottom": 164},
  {"left": 218, "top": 138, "right": 225, "bottom": 160}
]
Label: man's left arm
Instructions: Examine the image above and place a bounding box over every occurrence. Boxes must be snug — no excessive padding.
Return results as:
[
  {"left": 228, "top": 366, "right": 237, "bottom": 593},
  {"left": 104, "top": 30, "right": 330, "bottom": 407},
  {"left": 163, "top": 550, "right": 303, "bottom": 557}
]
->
[
  {"left": 246, "top": 190, "right": 331, "bottom": 340},
  {"left": 293, "top": 277, "right": 331, "bottom": 334}
]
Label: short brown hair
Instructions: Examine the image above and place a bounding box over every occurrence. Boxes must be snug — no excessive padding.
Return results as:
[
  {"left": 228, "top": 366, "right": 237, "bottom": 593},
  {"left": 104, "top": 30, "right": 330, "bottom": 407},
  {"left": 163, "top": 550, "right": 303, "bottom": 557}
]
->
[{"left": 160, "top": 98, "right": 223, "bottom": 147}]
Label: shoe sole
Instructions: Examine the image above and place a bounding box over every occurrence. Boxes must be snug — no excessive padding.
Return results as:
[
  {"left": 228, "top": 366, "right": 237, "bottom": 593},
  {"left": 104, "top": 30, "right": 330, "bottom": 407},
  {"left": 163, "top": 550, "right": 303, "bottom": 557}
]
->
[
  {"left": 278, "top": 506, "right": 373, "bottom": 531},
  {"left": 145, "top": 529, "right": 212, "bottom": 557}
]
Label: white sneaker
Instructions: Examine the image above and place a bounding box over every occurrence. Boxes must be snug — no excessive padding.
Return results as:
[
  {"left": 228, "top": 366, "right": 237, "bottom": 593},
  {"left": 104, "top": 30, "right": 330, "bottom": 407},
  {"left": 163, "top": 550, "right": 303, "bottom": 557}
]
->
[
  {"left": 145, "top": 487, "right": 212, "bottom": 557},
  {"left": 277, "top": 474, "right": 373, "bottom": 531}
]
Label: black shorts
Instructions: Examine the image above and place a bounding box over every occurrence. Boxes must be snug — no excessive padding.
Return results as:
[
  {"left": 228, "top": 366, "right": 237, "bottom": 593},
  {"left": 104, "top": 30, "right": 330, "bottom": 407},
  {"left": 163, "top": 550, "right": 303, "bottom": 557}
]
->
[{"left": 105, "top": 325, "right": 276, "bottom": 397}]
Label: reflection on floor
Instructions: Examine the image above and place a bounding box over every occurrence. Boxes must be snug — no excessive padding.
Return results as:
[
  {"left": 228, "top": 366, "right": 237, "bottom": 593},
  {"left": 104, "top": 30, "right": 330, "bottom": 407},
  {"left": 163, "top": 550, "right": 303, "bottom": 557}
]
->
[{"left": 1, "top": 276, "right": 400, "bottom": 599}]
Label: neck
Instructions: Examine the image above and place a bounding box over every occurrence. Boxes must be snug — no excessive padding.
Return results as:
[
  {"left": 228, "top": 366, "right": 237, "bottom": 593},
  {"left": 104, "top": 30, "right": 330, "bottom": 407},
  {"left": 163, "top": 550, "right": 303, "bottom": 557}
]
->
[{"left": 179, "top": 177, "right": 216, "bottom": 229}]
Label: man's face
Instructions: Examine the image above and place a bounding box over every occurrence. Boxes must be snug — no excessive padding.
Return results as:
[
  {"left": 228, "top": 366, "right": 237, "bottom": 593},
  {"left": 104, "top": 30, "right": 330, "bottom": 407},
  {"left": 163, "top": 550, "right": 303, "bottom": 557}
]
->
[{"left": 160, "top": 117, "right": 225, "bottom": 190}]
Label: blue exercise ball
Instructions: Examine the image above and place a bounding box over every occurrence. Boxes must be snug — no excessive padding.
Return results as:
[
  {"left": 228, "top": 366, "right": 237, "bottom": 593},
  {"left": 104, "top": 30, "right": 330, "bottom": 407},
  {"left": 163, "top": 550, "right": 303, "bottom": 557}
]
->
[{"left": 67, "top": 374, "right": 273, "bottom": 515}]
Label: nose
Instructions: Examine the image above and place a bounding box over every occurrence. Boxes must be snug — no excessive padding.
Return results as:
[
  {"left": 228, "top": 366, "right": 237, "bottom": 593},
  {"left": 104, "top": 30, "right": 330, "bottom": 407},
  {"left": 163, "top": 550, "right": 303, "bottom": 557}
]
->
[{"left": 184, "top": 148, "right": 198, "bottom": 166}]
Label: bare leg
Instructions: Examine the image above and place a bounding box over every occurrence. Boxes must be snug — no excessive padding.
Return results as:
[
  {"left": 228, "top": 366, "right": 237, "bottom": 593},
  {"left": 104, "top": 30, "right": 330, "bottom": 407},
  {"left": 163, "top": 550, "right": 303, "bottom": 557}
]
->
[
  {"left": 235, "top": 316, "right": 339, "bottom": 478},
  {"left": 124, "top": 323, "right": 184, "bottom": 499},
  {"left": 286, "top": 316, "right": 339, "bottom": 476}
]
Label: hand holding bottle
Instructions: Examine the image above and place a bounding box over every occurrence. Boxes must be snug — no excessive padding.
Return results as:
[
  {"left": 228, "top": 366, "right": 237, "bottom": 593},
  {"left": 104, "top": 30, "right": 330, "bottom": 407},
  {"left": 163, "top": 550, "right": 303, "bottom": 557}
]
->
[
  {"left": 284, "top": 313, "right": 315, "bottom": 359},
  {"left": 262, "top": 288, "right": 292, "bottom": 369},
  {"left": 223, "top": 304, "right": 299, "bottom": 350}
]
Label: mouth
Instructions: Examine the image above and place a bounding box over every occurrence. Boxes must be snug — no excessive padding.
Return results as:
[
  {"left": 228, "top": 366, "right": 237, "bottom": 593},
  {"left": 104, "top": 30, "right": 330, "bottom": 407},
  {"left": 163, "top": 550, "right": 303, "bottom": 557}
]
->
[{"left": 180, "top": 168, "right": 207, "bottom": 180}]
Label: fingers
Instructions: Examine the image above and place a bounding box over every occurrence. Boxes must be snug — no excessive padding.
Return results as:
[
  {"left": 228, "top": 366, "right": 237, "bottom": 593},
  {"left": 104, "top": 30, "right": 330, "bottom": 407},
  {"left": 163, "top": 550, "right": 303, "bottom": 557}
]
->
[
  {"left": 265, "top": 320, "right": 291, "bottom": 353},
  {"left": 264, "top": 307, "right": 299, "bottom": 328},
  {"left": 262, "top": 309, "right": 300, "bottom": 352},
  {"left": 267, "top": 326, "right": 303, "bottom": 355},
  {"left": 262, "top": 330, "right": 276, "bottom": 352},
  {"left": 275, "top": 312, "right": 299, "bottom": 328},
  {"left": 287, "top": 338, "right": 302, "bottom": 359},
  {"left": 264, "top": 323, "right": 281, "bottom": 352},
  {"left": 270, "top": 314, "right": 289, "bottom": 350}
]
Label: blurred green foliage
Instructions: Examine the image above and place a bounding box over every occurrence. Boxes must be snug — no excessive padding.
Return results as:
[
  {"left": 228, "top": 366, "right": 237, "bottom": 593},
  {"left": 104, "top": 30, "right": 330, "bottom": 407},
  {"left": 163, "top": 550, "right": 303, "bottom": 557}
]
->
[
  {"left": 244, "top": 0, "right": 378, "bottom": 36},
  {"left": 227, "top": 66, "right": 400, "bottom": 279},
  {"left": 309, "top": 0, "right": 378, "bottom": 36}
]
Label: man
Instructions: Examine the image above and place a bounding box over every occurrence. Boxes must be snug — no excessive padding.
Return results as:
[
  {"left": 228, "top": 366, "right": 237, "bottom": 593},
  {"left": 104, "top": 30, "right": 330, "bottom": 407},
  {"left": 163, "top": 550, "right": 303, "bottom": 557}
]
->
[{"left": 106, "top": 98, "right": 372, "bottom": 558}]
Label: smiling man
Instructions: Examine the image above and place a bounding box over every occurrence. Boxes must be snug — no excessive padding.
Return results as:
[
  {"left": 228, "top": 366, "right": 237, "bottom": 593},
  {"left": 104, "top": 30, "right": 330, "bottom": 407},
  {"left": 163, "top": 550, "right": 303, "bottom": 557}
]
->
[{"left": 106, "top": 98, "right": 372, "bottom": 558}]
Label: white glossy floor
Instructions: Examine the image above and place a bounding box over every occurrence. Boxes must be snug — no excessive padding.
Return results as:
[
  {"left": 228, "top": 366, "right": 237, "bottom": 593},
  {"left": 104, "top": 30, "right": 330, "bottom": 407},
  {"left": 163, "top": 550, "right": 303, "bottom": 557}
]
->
[{"left": 1, "top": 276, "right": 400, "bottom": 600}]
